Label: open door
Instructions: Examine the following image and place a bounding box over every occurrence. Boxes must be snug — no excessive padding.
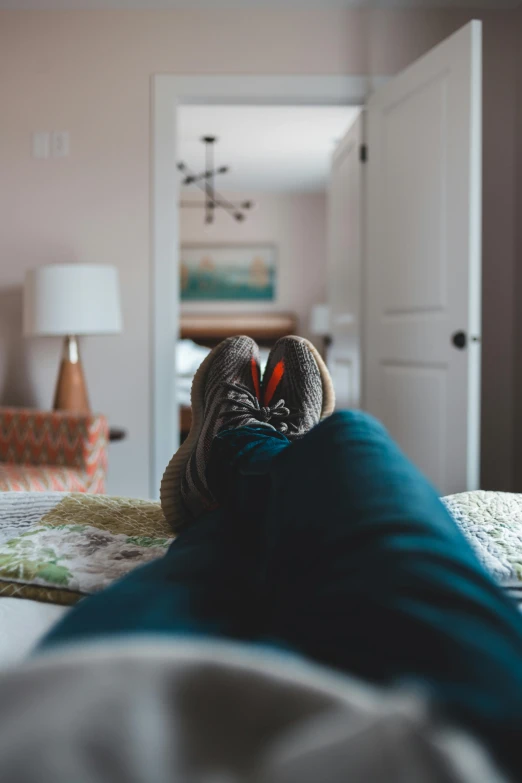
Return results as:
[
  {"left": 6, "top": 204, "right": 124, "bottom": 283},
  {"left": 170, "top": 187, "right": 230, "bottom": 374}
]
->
[
  {"left": 364, "top": 21, "right": 482, "bottom": 495},
  {"left": 327, "top": 112, "right": 365, "bottom": 410}
]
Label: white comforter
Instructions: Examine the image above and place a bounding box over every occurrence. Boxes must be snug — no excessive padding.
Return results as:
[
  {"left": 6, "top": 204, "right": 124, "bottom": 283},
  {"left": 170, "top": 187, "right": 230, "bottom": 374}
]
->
[
  {"left": 0, "top": 598, "right": 67, "bottom": 668},
  {"left": 0, "top": 639, "right": 504, "bottom": 783}
]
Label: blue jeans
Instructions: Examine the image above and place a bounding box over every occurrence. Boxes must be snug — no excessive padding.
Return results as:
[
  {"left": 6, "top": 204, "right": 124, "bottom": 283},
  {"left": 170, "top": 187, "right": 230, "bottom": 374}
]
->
[{"left": 42, "top": 412, "right": 522, "bottom": 778}]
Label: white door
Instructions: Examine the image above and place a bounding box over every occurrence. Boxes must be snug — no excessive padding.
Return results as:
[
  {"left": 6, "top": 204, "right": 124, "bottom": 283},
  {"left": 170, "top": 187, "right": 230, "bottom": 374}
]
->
[
  {"left": 328, "top": 112, "right": 365, "bottom": 410},
  {"left": 365, "top": 21, "right": 482, "bottom": 495}
]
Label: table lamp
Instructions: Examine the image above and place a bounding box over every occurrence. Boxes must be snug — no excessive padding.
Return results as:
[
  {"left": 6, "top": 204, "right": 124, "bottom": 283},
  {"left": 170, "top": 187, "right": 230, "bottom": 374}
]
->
[{"left": 24, "top": 264, "right": 122, "bottom": 413}]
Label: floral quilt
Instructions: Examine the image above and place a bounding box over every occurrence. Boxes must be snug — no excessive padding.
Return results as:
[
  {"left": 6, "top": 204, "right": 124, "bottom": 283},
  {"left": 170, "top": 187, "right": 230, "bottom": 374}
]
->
[
  {"left": 443, "top": 491, "right": 522, "bottom": 584},
  {"left": 1, "top": 489, "right": 522, "bottom": 608},
  {"left": 0, "top": 492, "right": 173, "bottom": 605}
]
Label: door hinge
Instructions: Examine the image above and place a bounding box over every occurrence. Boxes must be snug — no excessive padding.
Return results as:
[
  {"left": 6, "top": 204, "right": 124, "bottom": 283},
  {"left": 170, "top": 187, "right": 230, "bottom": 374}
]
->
[{"left": 359, "top": 143, "right": 368, "bottom": 163}]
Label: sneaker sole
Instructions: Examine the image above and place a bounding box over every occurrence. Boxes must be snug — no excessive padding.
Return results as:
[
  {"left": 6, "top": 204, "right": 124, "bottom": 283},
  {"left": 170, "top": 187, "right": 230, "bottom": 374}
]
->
[{"left": 160, "top": 337, "right": 241, "bottom": 532}]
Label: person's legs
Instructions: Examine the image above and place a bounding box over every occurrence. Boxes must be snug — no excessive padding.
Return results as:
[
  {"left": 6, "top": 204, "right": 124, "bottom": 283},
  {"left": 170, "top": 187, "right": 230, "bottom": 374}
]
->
[
  {"left": 207, "top": 411, "right": 522, "bottom": 779},
  {"left": 40, "top": 507, "right": 258, "bottom": 649},
  {"left": 39, "top": 328, "right": 522, "bottom": 777}
]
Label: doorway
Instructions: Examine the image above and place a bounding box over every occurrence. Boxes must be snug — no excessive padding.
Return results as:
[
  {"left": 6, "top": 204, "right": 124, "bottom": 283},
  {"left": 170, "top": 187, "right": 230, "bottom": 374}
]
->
[
  {"left": 176, "top": 103, "right": 360, "bottom": 441},
  {"left": 151, "top": 75, "right": 374, "bottom": 497}
]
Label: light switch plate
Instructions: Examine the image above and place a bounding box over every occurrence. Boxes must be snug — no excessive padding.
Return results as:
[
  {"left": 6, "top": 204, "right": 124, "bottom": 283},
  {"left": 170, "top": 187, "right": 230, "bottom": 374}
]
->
[
  {"left": 52, "top": 131, "right": 70, "bottom": 158},
  {"left": 32, "top": 132, "right": 50, "bottom": 159}
]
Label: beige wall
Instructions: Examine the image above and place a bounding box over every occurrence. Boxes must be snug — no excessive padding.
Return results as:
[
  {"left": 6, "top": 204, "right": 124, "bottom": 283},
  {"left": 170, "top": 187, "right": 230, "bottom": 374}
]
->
[
  {"left": 180, "top": 191, "right": 327, "bottom": 341},
  {"left": 0, "top": 8, "right": 518, "bottom": 496}
]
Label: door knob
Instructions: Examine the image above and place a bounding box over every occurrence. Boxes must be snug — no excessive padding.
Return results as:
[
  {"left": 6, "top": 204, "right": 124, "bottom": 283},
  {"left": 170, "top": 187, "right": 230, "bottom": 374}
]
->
[{"left": 452, "top": 331, "right": 467, "bottom": 350}]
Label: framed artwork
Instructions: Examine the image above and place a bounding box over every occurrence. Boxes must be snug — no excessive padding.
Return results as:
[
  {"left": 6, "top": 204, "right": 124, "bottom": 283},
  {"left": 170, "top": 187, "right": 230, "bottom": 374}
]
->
[{"left": 180, "top": 244, "right": 276, "bottom": 302}]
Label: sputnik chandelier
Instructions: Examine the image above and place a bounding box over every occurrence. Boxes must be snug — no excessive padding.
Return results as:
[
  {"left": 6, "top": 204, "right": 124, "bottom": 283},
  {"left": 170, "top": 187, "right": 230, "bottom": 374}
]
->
[{"left": 179, "top": 136, "right": 254, "bottom": 224}]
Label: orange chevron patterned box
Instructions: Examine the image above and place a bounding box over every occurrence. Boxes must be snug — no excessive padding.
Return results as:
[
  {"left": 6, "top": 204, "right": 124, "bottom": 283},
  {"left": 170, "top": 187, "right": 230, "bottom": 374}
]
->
[{"left": 0, "top": 409, "right": 109, "bottom": 493}]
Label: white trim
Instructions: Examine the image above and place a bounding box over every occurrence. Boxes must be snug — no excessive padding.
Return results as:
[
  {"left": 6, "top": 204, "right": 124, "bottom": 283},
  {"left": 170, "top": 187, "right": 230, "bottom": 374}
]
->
[
  {"left": 151, "top": 76, "right": 180, "bottom": 501},
  {"left": 466, "top": 20, "right": 483, "bottom": 490},
  {"left": 150, "top": 75, "right": 383, "bottom": 498}
]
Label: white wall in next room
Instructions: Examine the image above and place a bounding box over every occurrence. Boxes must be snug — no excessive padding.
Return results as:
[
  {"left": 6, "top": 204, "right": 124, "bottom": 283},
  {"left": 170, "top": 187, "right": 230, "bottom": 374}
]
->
[{"left": 179, "top": 191, "right": 327, "bottom": 341}]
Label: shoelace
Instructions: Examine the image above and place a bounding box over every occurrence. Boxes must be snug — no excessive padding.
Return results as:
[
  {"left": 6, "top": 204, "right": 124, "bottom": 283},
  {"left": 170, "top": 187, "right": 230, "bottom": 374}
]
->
[{"left": 222, "top": 381, "right": 302, "bottom": 434}]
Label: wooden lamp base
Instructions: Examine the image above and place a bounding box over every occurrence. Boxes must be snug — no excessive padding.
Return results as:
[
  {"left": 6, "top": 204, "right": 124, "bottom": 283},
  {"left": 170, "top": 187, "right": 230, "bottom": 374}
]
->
[{"left": 53, "top": 335, "right": 90, "bottom": 413}]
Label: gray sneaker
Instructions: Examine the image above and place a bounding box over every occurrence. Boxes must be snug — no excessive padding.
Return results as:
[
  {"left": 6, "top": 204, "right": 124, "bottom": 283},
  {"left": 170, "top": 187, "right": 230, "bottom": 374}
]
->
[
  {"left": 261, "top": 336, "right": 335, "bottom": 439},
  {"left": 161, "top": 335, "right": 286, "bottom": 530}
]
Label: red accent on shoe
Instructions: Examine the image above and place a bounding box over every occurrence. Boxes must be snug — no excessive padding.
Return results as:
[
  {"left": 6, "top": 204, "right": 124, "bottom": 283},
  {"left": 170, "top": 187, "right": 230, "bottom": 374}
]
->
[
  {"left": 251, "top": 358, "right": 261, "bottom": 400},
  {"left": 203, "top": 499, "right": 221, "bottom": 512},
  {"left": 264, "top": 360, "right": 285, "bottom": 406}
]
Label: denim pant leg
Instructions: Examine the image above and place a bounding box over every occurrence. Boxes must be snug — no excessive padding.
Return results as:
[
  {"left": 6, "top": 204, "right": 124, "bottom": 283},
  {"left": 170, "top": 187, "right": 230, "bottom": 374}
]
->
[{"left": 208, "top": 412, "right": 522, "bottom": 779}]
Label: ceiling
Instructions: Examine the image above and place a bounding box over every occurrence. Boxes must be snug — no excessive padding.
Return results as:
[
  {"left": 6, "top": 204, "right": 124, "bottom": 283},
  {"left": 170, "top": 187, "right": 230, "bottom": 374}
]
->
[
  {"left": 1, "top": 0, "right": 520, "bottom": 8},
  {"left": 177, "top": 105, "right": 360, "bottom": 193}
]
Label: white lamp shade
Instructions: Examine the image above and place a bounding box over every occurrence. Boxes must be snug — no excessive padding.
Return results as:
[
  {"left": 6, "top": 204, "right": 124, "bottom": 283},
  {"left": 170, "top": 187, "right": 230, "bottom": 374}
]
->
[
  {"left": 24, "top": 264, "right": 123, "bottom": 337},
  {"left": 309, "top": 304, "right": 330, "bottom": 336}
]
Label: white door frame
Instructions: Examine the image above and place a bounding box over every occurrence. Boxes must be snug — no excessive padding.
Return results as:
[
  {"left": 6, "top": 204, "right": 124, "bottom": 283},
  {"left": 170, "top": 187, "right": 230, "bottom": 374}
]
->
[
  {"left": 328, "top": 110, "right": 366, "bottom": 412},
  {"left": 151, "top": 74, "right": 384, "bottom": 498}
]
